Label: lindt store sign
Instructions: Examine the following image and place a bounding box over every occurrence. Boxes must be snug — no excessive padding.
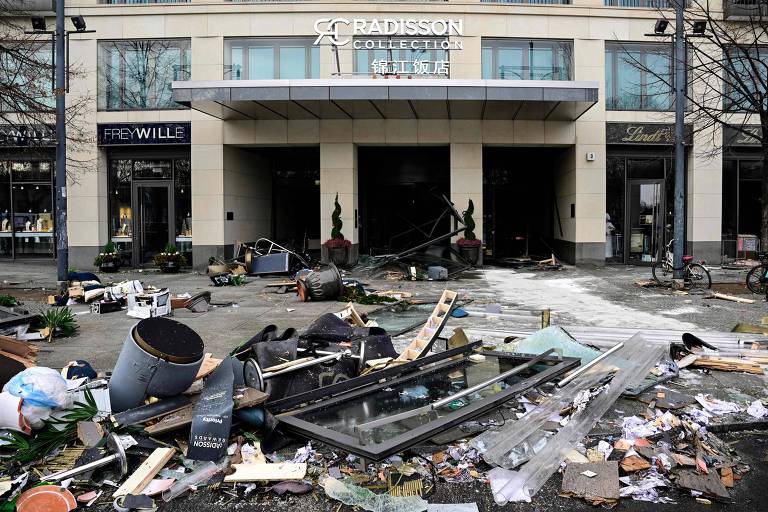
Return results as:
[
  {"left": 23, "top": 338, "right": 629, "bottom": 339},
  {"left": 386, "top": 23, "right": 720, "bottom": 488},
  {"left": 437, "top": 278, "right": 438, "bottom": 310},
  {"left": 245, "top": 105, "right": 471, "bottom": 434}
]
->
[{"left": 313, "top": 18, "right": 464, "bottom": 76}]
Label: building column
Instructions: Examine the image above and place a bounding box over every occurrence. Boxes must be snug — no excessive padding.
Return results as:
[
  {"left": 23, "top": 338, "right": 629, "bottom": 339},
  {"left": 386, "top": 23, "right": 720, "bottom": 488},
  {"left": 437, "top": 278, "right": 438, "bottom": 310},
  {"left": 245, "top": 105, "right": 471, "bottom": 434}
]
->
[
  {"left": 449, "top": 140, "right": 482, "bottom": 248},
  {"left": 320, "top": 137, "right": 358, "bottom": 264},
  {"left": 686, "top": 125, "right": 723, "bottom": 263},
  {"left": 191, "top": 117, "right": 225, "bottom": 269}
]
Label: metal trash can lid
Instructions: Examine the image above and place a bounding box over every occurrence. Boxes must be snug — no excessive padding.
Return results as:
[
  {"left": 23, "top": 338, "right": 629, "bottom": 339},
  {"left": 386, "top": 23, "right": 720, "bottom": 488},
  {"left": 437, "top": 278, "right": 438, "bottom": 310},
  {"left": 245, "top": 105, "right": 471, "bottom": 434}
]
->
[{"left": 133, "top": 317, "right": 204, "bottom": 364}]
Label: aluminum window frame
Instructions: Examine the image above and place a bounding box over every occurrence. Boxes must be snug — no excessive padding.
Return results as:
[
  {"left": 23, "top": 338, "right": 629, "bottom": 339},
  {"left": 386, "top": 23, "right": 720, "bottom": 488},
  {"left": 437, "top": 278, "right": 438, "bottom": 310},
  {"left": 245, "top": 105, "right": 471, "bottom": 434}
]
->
[
  {"left": 481, "top": 38, "right": 574, "bottom": 81},
  {"left": 605, "top": 41, "right": 675, "bottom": 112},
  {"left": 278, "top": 351, "right": 579, "bottom": 460},
  {"left": 224, "top": 37, "right": 319, "bottom": 80}
]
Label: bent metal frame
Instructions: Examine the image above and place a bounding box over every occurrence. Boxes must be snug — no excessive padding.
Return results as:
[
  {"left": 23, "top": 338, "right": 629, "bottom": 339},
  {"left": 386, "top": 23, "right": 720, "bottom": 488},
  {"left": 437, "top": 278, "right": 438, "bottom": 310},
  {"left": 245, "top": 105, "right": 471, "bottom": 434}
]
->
[{"left": 276, "top": 350, "right": 580, "bottom": 460}]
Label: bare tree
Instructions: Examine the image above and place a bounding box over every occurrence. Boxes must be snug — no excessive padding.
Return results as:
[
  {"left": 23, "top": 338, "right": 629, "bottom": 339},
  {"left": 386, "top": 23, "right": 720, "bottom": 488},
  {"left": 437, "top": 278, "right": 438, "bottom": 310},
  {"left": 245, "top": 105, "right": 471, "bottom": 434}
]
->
[
  {"left": 623, "top": 0, "right": 768, "bottom": 250},
  {"left": 0, "top": 0, "right": 93, "bottom": 180}
]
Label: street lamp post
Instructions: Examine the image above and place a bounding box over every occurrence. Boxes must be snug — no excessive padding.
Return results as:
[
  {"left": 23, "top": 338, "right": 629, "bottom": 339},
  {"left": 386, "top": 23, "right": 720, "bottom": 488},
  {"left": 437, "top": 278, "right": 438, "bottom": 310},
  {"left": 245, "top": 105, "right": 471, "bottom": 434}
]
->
[
  {"left": 29, "top": 5, "right": 94, "bottom": 290},
  {"left": 672, "top": 0, "right": 686, "bottom": 283},
  {"left": 648, "top": 6, "right": 707, "bottom": 284},
  {"left": 54, "top": 0, "right": 67, "bottom": 289}
]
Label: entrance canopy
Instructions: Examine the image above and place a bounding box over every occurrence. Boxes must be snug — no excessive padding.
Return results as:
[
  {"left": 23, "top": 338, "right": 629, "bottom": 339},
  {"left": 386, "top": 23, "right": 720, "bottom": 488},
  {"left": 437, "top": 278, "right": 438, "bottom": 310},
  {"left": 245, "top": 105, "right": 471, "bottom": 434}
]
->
[{"left": 172, "top": 79, "right": 598, "bottom": 121}]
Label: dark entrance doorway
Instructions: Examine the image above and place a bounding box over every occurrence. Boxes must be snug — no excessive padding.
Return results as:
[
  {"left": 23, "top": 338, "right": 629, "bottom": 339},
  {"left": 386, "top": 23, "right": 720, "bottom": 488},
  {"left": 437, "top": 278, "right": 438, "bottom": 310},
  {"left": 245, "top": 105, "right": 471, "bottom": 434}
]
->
[
  {"left": 482, "top": 147, "right": 558, "bottom": 261},
  {"left": 133, "top": 182, "right": 173, "bottom": 265},
  {"left": 359, "top": 147, "right": 450, "bottom": 255},
  {"left": 248, "top": 147, "right": 320, "bottom": 256}
]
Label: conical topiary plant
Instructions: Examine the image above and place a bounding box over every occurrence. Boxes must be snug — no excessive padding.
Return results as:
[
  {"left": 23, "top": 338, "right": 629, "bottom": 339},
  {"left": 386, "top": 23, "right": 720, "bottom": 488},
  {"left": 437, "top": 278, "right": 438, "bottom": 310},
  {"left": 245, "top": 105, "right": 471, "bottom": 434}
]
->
[{"left": 331, "top": 193, "right": 344, "bottom": 240}]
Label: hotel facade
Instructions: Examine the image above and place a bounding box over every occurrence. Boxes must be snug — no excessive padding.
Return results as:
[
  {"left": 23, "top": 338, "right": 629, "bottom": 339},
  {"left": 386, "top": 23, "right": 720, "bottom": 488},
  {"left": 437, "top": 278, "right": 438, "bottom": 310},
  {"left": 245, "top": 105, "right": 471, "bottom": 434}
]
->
[{"left": 1, "top": 0, "right": 760, "bottom": 269}]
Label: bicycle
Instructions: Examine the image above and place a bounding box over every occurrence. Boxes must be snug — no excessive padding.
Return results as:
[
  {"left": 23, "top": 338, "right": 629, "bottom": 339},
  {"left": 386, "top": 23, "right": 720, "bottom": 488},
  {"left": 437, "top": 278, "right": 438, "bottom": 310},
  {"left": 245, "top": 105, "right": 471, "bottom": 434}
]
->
[
  {"left": 746, "top": 252, "right": 768, "bottom": 295},
  {"left": 651, "top": 239, "right": 712, "bottom": 290}
]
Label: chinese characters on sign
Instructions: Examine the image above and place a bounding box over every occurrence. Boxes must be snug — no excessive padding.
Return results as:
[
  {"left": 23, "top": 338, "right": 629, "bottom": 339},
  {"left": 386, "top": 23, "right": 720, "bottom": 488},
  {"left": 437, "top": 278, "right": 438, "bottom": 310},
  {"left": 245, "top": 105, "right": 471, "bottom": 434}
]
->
[
  {"left": 313, "top": 18, "right": 463, "bottom": 77},
  {"left": 371, "top": 59, "right": 450, "bottom": 76}
]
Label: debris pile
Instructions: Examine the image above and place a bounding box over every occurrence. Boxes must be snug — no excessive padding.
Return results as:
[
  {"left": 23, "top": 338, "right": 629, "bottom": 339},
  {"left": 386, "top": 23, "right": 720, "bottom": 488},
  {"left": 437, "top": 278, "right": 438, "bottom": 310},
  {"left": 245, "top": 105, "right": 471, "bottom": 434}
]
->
[{"left": 0, "top": 288, "right": 766, "bottom": 511}]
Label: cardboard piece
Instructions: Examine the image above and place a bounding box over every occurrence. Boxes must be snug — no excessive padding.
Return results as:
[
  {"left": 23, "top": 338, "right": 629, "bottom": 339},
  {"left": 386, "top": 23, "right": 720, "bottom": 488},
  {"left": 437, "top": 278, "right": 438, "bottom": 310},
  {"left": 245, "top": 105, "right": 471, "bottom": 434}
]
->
[{"left": 560, "top": 461, "right": 619, "bottom": 506}]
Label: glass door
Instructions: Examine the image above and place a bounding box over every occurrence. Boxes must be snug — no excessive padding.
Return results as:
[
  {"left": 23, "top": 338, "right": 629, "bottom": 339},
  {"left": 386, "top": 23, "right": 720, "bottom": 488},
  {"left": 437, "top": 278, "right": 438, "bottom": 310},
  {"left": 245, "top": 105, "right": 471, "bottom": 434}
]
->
[
  {"left": 133, "top": 183, "right": 173, "bottom": 266},
  {"left": 626, "top": 180, "right": 664, "bottom": 264}
]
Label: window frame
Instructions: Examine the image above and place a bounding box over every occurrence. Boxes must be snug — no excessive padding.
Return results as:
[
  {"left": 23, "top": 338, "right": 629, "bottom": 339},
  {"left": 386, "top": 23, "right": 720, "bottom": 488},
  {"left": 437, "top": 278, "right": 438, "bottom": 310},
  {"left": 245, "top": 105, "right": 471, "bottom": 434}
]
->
[
  {"left": 723, "top": 45, "right": 768, "bottom": 112},
  {"left": 481, "top": 38, "right": 573, "bottom": 81},
  {"left": 278, "top": 349, "right": 579, "bottom": 460},
  {"left": 97, "top": 38, "right": 191, "bottom": 112},
  {"left": 224, "top": 37, "right": 319, "bottom": 80},
  {"left": 0, "top": 40, "right": 54, "bottom": 113},
  {"left": 605, "top": 41, "right": 675, "bottom": 112}
]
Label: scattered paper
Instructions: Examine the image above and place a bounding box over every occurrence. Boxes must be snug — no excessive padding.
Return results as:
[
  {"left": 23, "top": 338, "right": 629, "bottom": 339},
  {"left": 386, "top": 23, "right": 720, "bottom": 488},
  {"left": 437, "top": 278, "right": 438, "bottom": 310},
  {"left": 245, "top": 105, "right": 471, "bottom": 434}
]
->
[
  {"left": 580, "top": 470, "right": 597, "bottom": 478},
  {"left": 747, "top": 400, "right": 768, "bottom": 419},
  {"left": 695, "top": 394, "right": 741, "bottom": 415}
]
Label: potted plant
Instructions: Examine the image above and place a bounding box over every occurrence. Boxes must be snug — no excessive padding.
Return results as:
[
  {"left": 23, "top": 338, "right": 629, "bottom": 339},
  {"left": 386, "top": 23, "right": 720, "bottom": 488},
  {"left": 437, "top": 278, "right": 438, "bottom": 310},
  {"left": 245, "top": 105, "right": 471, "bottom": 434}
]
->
[
  {"left": 153, "top": 243, "right": 187, "bottom": 273},
  {"left": 93, "top": 241, "right": 121, "bottom": 272},
  {"left": 457, "top": 199, "right": 482, "bottom": 266},
  {"left": 325, "top": 193, "right": 352, "bottom": 267}
]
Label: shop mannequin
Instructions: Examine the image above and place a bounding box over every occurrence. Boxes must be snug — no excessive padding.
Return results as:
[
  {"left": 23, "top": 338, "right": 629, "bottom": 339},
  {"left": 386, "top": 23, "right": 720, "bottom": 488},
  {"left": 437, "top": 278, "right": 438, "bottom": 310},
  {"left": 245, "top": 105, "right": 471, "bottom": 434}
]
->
[{"left": 605, "top": 214, "right": 615, "bottom": 258}]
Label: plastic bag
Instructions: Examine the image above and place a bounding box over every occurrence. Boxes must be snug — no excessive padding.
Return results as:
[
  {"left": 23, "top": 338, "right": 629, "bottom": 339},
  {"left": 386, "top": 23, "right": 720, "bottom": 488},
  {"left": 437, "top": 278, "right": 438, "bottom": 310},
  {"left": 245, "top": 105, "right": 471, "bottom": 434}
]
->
[{"left": 3, "top": 367, "right": 70, "bottom": 409}]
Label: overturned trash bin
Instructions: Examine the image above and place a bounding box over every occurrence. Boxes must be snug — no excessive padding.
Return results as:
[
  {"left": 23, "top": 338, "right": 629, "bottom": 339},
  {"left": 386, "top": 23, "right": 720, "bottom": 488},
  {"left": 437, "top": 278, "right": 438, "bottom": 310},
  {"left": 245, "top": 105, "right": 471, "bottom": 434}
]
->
[
  {"left": 297, "top": 264, "right": 343, "bottom": 302},
  {"left": 109, "top": 317, "right": 204, "bottom": 413}
]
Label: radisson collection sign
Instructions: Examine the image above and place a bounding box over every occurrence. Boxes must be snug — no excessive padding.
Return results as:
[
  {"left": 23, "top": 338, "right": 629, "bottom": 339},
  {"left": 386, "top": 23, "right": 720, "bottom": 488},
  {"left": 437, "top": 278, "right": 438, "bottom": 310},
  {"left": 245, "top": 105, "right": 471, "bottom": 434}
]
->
[{"left": 313, "top": 18, "right": 464, "bottom": 76}]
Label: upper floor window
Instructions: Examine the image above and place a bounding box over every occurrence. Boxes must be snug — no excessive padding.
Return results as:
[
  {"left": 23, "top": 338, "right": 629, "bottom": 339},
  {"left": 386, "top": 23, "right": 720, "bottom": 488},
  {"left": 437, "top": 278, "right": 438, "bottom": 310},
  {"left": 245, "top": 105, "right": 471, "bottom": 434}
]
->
[
  {"left": 482, "top": 39, "right": 573, "bottom": 80},
  {"left": 723, "top": 46, "right": 768, "bottom": 111},
  {"left": 0, "top": 40, "right": 54, "bottom": 112},
  {"left": 98, "top": 39, "right": 191, "bottom": 111},
  {"left": 605, "top": 42, "right": 672, "bottom": 111},
  {"left": 224, "top": 38, "right": 319, "bottom": 80},
  {"left": 354, "top": 37, "right": 450, "bottom": 78}
]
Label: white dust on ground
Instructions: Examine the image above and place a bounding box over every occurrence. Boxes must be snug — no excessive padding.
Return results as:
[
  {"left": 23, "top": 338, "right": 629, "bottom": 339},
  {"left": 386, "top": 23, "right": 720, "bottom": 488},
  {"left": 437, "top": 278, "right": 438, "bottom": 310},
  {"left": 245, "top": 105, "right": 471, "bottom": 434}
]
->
[{"left": 481, "top": 269, "right": 698, "bottom": 330}]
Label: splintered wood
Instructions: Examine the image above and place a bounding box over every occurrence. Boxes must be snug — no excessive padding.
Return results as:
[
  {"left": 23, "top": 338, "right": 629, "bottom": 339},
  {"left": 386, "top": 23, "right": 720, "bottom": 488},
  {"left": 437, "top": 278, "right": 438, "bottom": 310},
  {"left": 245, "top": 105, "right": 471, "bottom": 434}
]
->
[{"left": 395, "top": 289, "right": 457, "bottom": 363}]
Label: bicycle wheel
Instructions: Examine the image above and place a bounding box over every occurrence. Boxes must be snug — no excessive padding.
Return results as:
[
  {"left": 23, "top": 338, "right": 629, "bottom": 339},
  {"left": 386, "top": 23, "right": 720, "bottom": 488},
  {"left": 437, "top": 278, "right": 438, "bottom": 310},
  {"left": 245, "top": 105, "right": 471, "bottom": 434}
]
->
[
  {"left": 686, "top": 263, "right": 711, "bottom": 290},
  {"left": 746, "top": 264, "right": 768, "bottom": 295},
  {"left": 652, "top": 261, "right": 673, "bottom": 285}
]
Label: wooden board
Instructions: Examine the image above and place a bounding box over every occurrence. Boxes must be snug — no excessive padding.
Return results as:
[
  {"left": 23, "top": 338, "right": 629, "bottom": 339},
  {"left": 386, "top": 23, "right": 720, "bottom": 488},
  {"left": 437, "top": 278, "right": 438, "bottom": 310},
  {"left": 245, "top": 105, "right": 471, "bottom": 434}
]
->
[
  {"left": 395, "top": 289, "right": 457, "bottom": 363},
  {"left": 223, "top": 463, "right": 306, "bottom": 482},
  {"left": 690, "top": 356, "right": 764, "bottom": 375},
  {"left": 113, "top": 447, "right": 175, "bottom": 498},
  {"left": 145, "top": 388, "right": 268, "bottom": 435},
  {"left": 0, "top": 335, "right": 38, "bottom": 359},
  {"left": 561, "top": 461, "right": 619, "bottom": 506}
]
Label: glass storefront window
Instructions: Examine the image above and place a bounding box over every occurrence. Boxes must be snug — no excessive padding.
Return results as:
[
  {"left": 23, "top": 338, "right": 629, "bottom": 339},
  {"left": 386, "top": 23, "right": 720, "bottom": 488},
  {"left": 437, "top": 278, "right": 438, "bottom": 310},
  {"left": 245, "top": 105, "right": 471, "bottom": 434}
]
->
[
  {"left": 481, "top": 39, "right": 572, "bottom": 80},
  {"left": 98, "top": 39, "right": 191, "bottom": 111},
  {"left": 0, "top": 164, "right": 10, "bottom": 257},
  {"left": 224, "top": 38, "right": 319, "bottom": 80},
  {"left": 722, "top": 158, "right": 763, "bottom": 258},
  {"left": 0, "top": 159, "right": 55, "bottom": 259},
  {"left": 174, "top": 158, "right": 192, "bottom": 263},
  {"left": 108, "top": 155, "right": 191, "bottom": 267},
  {"left": 606, "top": 157, "right": 625, "bottom": 262},
  {"left": 605, "top": 43, "right": 673, "bottom": 111},
  {"left": 354, "top": 37, "right": 449, "bottom": 77}
]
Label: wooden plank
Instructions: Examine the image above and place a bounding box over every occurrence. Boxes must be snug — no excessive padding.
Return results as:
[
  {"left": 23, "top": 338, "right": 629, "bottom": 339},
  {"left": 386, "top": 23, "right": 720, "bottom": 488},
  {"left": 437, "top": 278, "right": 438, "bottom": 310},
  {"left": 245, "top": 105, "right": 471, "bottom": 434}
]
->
[
  {"left": 708, "top": 292, "right": 755, "bottom": 304},
  {"left": 113, "top": 447, "right": 175, "bottom": 498},
  {"left": 691, "top": 357, "right": 764, "bottom": 375},
  {"left": 223, "top": 463, "right": 306, "bottom": 482},
  {"left": 0, "top": 335, "right": 37, "bottom": 359},
  {"left": 145, "top": 388, "right": 268, "bottom": 435}
]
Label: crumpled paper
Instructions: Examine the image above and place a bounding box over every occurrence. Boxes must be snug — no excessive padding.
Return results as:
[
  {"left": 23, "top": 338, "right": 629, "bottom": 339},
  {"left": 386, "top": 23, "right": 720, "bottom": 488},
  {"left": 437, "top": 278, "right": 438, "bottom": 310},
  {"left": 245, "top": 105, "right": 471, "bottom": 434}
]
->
[
  {"left": 695, "top": 394, "right": 741, "bottom": 415},
  {"left": 747, "top": 399, "right": 768, "bottom": 419}
]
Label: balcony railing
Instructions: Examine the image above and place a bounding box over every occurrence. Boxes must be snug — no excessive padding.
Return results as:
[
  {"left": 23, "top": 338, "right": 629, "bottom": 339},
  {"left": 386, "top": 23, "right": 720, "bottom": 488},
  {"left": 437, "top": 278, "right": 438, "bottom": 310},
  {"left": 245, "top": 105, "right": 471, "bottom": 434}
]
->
[
  {"left": 99, "top": 0, "right": 190, "bottom": 4},
  {"left": 724, "top": 0, "right": 768, "bottom": 17},
  {"left": 604, "top": 0, "right": 674, "bottom": 7}
]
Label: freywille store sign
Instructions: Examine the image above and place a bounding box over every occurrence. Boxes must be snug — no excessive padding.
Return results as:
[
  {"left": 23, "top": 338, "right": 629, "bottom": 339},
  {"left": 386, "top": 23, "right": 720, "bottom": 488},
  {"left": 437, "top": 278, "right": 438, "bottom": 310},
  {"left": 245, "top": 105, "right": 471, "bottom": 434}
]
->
[
  {"left": 313, "top": 18, "right": 463, "bottom": 76},
  {"left": 606, "top": 123, "right": 692, "bottom": 145},
  {"left": 98, "top": 123, "right": 191, "bottom": 146},
  {"left": 0, "top": 124, "right": 55, "bottom": 147}
]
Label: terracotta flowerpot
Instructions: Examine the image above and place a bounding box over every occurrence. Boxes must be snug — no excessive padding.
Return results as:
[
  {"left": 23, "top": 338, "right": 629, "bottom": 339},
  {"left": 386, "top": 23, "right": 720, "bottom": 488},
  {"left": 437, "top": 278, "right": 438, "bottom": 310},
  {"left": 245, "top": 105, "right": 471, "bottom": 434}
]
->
[{"left": 459, "top": 246, "right": 480, "bottom": 266}]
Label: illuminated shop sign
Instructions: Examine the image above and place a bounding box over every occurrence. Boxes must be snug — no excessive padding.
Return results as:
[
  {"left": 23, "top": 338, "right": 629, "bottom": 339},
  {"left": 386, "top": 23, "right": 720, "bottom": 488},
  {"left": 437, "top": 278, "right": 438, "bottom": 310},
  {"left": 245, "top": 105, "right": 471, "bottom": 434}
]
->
[
  {"left": 97, "top": 123, "right": 191, "bottom": 146},
  {"left": 314, "top": 18, "right": 463, "bottom": 76}
]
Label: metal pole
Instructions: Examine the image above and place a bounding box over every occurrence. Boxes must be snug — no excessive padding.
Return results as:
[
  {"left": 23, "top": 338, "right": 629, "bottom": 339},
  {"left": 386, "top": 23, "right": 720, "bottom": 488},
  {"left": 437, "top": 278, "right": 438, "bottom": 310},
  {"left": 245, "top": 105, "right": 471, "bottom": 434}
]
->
[
  {"left": 556, "top": 341, "right": 624, "bottom": 388},
  {"left": 673, "top": 0, "right": 686, "bottom": 281},
  {"left": 55, "top": 0, "right": 68, "bottom": 289}
]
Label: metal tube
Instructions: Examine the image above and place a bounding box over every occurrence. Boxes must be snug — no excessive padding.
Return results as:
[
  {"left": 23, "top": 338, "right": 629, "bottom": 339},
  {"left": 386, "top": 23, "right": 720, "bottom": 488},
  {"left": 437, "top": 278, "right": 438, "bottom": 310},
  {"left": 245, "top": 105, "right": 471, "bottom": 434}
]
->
[
  {"left": 556, "top": 342, "right": 625, "bottom": 388},
  {"left": 672, "top": 0, "right": 686, "bottom": 280},
  {"left": 46, "top": 453, "right": 118, "bottom": 481},
  {"left": 263, "top": 350, "right": 350, "bottom": 379},
  {"left": 297, "top": 348, "right": 362, "bottom": 360}
]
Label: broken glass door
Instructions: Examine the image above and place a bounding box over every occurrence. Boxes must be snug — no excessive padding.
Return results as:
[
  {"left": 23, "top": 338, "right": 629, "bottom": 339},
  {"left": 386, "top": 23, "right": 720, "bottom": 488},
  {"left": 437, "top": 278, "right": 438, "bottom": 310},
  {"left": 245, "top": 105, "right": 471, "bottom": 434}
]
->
[{"left": 278, "top": 351, "right": 578, "bottom": 460}]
